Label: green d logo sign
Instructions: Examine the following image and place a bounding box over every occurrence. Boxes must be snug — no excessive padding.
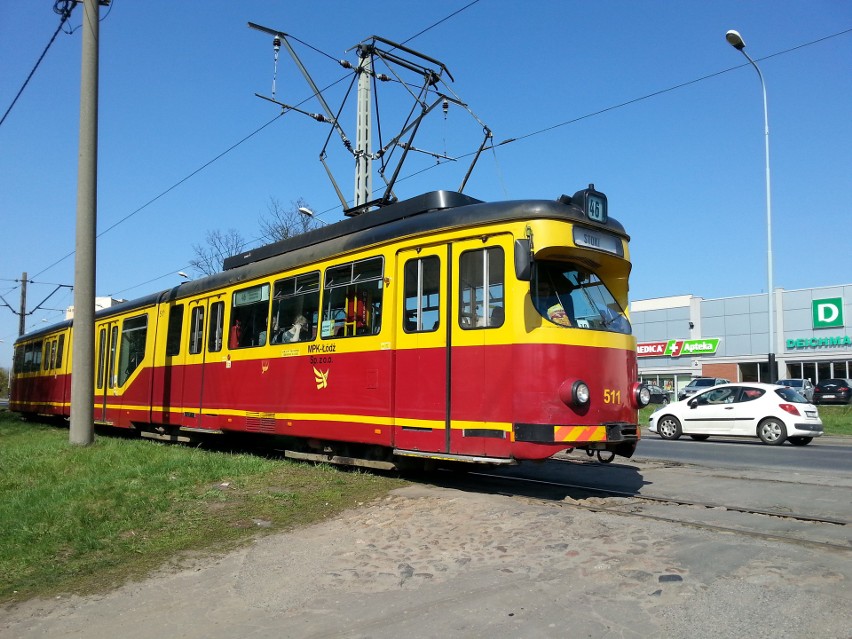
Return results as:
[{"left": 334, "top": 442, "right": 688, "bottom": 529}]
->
[{"left": 812, "top": 298, "right": 844, "bottom": 329}]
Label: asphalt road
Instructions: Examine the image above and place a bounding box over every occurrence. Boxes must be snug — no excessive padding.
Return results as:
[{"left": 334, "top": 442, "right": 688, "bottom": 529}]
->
[{"left": 635, "top": 432, "right": 852, "bottom": 473}]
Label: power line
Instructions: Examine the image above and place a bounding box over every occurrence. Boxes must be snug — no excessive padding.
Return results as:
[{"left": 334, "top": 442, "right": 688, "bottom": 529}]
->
[
  {"left": 0, "top": 1, "right": 77, "bottom": 129},
  {"left": 32, "top": 113, "right": 284, "bottom": 279}
]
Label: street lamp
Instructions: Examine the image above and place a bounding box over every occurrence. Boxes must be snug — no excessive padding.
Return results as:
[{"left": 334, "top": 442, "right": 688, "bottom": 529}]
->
[
  {"left": 298, "top": 206, "right": 328, "bottom": 226},
  {"left": 726, "top": 29, "right": 775, "bottom": 383}
]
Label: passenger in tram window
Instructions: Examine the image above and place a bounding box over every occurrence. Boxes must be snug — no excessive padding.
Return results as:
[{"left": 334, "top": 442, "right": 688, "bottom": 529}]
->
[
  {"left": 229, "top": 320, "right": 241, "bottom": 349},
  {"left": 280, "top": 315, "right": 307, "bottom": 342}
]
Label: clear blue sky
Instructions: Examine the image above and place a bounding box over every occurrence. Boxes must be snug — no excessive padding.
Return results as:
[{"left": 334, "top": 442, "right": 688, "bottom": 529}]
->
[{"left": 1, "top": 0, "right": 850, "bottom": 370}]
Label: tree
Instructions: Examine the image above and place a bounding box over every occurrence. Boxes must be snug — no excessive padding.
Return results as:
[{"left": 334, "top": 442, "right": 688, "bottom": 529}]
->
[
  {"left": 188, "top": 228, "right": 247, "bottom": 277},
  {"left": 259, "top": 197, "right": 319, "bottom": 242},
  {"left": 0, "top": 367, "right": 9, "bottom": 399},
  {"left": 188, "top": 197, "right": 320, "bottom": 278}
]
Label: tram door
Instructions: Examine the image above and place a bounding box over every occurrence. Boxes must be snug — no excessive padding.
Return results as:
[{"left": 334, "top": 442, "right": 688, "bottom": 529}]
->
[
  {"left": 94, "top": 320, "right": 120, "bottom": 423},
  {"left": 449, "top": 237, "right": 508, "bottom": 456},
  {"left": 180, "top": 296, "right": 226, "bottom": 429},
  {"left": 393, "top": 246, "right": 450, "bottom": 452}
]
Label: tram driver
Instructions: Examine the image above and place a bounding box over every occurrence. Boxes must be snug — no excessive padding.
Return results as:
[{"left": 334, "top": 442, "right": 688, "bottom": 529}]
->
[{"left": 534, "top": 280, "right": 574, "bottom": 327}]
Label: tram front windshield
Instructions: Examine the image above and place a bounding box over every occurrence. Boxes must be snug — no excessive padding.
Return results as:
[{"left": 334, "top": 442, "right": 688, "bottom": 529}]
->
[{"left": 532, "top": 261, "right": 631, "bottom": 334}]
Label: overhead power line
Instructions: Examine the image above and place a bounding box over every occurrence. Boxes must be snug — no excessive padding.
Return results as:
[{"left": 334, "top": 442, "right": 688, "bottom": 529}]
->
[{"left": 0, "top": 1, "right": 77, "bottom": 129}]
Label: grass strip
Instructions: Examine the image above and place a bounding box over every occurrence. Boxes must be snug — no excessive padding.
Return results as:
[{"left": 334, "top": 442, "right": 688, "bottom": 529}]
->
[{"left": 0, "top": 413, "right": 405, "bottom": 603}]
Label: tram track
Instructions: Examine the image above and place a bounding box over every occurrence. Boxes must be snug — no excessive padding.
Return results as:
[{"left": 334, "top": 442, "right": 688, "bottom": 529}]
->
[{"left": 456, "top": 470, "right": 852, "bottom": 554}]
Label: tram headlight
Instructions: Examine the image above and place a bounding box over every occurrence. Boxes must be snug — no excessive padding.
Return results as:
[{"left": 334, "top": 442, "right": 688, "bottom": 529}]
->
[
  {"left": 633, "top": 383, "right": 651, "bottom": 408},
  {"left": 574, "top": 381, "right": 590, "bottom": 406},
  {"left": 559, "top": 379, "right": 590, "bottom": 408}
]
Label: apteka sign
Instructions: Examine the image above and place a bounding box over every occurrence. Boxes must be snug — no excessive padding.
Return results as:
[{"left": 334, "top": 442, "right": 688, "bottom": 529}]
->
[{"left": 637, "top": 338, "right": 720, "bottom": 358}]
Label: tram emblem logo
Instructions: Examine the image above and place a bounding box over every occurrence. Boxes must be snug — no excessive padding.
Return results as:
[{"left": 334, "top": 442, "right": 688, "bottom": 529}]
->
[{"left": 313, "top": 367, "right": 330, "bottom": 390}]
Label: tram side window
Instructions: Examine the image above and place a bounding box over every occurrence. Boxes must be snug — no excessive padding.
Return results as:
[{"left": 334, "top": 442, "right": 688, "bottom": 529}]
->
[
  {"left": 189, "top": 306, "right": 205, "bottom": 355},
  {"left": 43, "top": 341, "right": 52, "bottom": 371},
  {"left": 271, "top": 272, "right": 320, "bottom": 343},
  {"left": 166, "top": 305, "right": 184, "bottom": 357},
  {"left": 458, "top": 247, "right": 504, "bottom": 329},
  {"left": 97, "top": 328, "right": 106, "bottom": 389},
  {"left": 108, "top": 326, "right": 118, "bottom": 389},
  {"left": 208, "top": 301, "right": 224, "bottom": 352},
  {"left": 32, "top": 341, "right": 43, "bottom": 372},
  {"left": 322, "top": 257, "right": 383, "bottom": 339},
  {"left": 229, "top": 283, "right": 270, "bottom": 348},
  {"left": 118, "top": 315, "right": 147, "bottom": 386},
  {"left": 22, "top": 341, "right": 43, "bottom": 373},
  {"left": 13, "top": 344, "right": 24, "bottom": 374},
  {"left": 56, "top": 335, "right": 65, "bottom": 369},
  {"left": 48, "top": 340, "right": 57, "bottom": 370},
  {"left": 403, "top": 256, "right": 440, "bottom": 332}
]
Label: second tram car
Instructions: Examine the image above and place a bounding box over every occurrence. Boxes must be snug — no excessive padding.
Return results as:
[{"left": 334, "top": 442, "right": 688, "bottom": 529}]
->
[{"left": 10, "top": 186, "right": 648, "bottom": 468}]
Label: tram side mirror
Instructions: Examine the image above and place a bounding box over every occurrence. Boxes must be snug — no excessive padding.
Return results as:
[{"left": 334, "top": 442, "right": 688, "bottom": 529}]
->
[{"left": 514, "top": 239, "right": 532, "bottom": 281}]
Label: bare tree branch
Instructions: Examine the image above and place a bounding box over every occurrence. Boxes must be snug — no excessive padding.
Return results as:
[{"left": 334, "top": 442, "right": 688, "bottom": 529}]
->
[
  {"left": 189, "top": 228, "right": 247, "bottom": 276},
  {"left": 259, "top": 197, "right": 318, "bottom": 242}
]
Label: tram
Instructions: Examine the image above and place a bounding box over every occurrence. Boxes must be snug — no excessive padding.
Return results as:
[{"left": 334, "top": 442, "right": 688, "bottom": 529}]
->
[{"left": 10, "top": 184, "right": 649, "bottom": 468}]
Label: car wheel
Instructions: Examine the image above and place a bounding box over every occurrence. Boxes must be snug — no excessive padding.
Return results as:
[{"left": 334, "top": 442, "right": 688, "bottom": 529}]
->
[
  {"left": 689, "top": 435, "right": 710, "bottom": 441},
  {"left": 661, "top": 397, "right": 670, "bottom": 405},
  {"left": 757, "top": 418, "right": 787, "bottom": 445},
  {"left": 787, "top": 436, "right": 813, "bottom": 446},
  {"left": 657, "top": 415, "right": 682, "bottom": 440}
]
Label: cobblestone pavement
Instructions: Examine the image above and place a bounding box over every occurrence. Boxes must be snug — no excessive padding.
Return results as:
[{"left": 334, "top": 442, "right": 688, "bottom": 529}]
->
[{"left": 2, "top": 482, "right": 850, "bottom": 638}]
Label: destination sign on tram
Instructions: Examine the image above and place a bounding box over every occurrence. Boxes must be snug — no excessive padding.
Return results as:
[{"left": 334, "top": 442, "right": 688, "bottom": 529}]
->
[{"left": 572, "top": 227, "right": 623, "bottom": 256}]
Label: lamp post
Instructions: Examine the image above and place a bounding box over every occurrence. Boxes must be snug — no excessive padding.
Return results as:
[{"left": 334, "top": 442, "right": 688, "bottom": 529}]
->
[
  {"left": 298, "top": 207, "right": 328, "bottom": 226},
  {"left": 726, "top": 29, "right": 775, "bottom": 383}
]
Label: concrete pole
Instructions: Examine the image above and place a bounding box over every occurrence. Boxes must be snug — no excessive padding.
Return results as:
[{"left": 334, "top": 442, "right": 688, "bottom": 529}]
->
[{"left": 69, "top": 0, "right": 99, "bottom": 446}]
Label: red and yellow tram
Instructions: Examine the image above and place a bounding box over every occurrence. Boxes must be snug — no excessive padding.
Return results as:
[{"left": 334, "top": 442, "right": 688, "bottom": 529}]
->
[{"left": 11, "top": 186, "right": 648, "bottom": 468}]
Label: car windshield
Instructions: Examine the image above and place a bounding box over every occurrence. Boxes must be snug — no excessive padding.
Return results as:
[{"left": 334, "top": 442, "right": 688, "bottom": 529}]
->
[
  {"left": 779, "top": 379, "right": 802, "bottom": 388},
  {"left": 775, "top": 387, "right": 808, "bottom": 403},
  {"left": 689, "top": 379, "right": 716, "bottom": 388},
  {"left": 532, "top": 261, "right": 631, "bottom": 334}
]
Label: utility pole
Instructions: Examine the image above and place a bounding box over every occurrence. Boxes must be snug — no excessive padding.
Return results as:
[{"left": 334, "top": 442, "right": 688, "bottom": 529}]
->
[
  {"left": 69, "top": 0, "right": 101, "bottom": 446},
  {"left": 354, "top": 47, "right": 372, "bottom": 210},
  {"left": 18, "top": 272, "right": 27, "bottom": 336}
]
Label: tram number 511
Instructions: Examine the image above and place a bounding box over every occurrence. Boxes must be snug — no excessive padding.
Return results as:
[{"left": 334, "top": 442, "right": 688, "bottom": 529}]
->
[{"left": 603, "top": 389, "right": 621, "bottom": 404}]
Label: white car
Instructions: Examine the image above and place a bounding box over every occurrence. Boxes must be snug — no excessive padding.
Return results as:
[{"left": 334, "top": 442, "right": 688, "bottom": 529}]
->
[{"left": 648, "top": 382, "right": 823, "bottom": 446}]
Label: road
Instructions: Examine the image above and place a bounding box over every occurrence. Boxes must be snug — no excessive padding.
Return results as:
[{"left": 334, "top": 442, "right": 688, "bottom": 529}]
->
[{"left": 635, "top": 432, "right": 851, "bottom": 473}]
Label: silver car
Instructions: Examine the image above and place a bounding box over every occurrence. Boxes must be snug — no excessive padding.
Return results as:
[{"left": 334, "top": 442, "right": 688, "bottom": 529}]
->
[
  {"left": 677, "top": 377, "right": 730, "bottom": 401},
  {"left": 777, "top": 378, "right": 814, "bottom": 402}
]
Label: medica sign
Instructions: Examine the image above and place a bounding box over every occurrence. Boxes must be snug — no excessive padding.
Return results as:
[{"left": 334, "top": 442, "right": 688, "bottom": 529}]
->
[{"left": 637, "top": 338, "right": 720, "bottom": 358}]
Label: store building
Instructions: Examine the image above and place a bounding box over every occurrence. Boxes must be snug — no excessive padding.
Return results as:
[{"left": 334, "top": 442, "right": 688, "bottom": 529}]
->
[{"left": 631, "top": 284, "right": 852, "bottom": 397}]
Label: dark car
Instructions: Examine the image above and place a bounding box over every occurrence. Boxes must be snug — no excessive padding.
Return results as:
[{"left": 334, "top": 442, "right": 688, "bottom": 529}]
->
[
  {"left": 812, "top": 378, "right": 852, "bottom": 405},
  {"left": 677, "top": 377, "right": 730, "bottom": 401},
  {"left": 644, "top": 384, "right": 672, "bottom": 405}
]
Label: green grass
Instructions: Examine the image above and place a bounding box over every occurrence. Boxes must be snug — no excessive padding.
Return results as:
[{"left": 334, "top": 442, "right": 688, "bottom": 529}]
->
[
  {"left": 818, "top": 404, "right": 852, "bottom": 436},
  {"left": 639, "top": 403, "right": 852, "bottom": 436},
  {"left": 0, "top": 412, "right": 405, "bottom": 604}
]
